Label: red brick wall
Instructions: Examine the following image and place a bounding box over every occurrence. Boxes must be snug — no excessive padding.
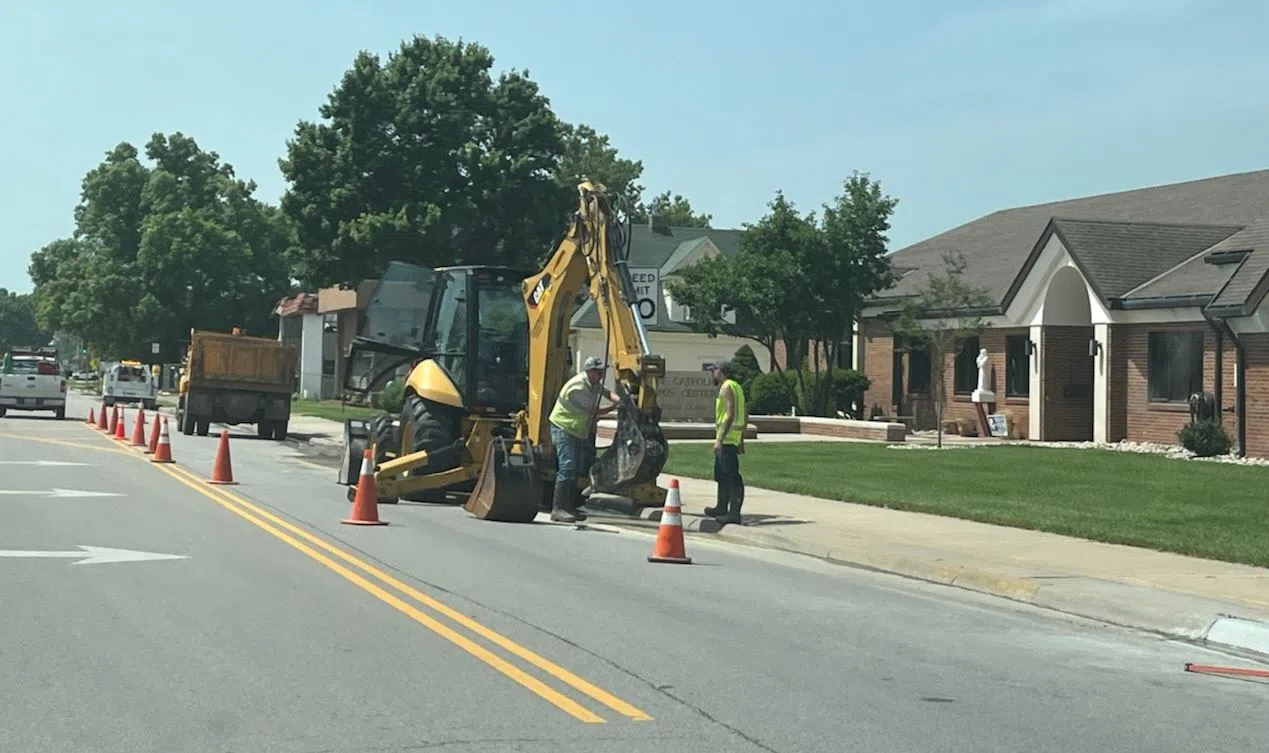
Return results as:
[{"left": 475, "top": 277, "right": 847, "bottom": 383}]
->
[
  {"left": 1239, "top": 334, "right": 1269, "bottom": 458},
  {"left": 858, "top": 321, "right": 894, "bottom": 416},
  {"left": 1120, "top": 322, "right": 1233, "bottom": 445},
  {"left": 940, "top": 327, "right": 1031, "bottom": 439}
]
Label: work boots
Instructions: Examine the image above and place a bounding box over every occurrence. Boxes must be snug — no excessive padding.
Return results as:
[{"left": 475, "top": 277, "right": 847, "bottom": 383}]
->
[
  {"left": 550, "top": 480, "right": 587, "bottom": 523},
  {"left": 715, "top": 483, "right": 744, "bottom": 526},
  {"left": 704, "top": 481, "right": 731, "bottom": 518}
]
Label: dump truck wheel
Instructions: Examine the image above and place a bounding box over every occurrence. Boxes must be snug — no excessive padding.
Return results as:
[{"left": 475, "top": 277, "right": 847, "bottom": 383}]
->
[{"left": 398, "top": 393, "right": 462, "bottom": 503}]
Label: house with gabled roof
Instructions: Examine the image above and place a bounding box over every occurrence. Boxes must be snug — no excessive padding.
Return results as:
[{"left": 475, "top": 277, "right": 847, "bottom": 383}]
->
[
  {"left": 853, "top": 168, "right": 1269, "bottom": 457},
  {"left": 569, "top": 216, "right": 767, "bottom": 375}
]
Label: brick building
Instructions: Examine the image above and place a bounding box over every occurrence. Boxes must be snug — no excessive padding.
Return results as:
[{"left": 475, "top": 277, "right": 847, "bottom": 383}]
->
[{"left": 851, "top": 168, "right": 1269, "bottom": 456}]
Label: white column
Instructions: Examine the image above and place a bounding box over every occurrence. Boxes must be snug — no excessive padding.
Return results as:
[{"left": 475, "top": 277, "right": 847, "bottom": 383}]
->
[
  {"left": 299, "top": 313, "right": 324, "bottom": 399},
  {"left": 851, "top": 319, "right": 864, "bottom": 372},
  {"left": 1092, "top": 322, "right": 1110, "bottom": 444},
  {"left": 1028, "top": 324, "right": 1043, "bottom": 440}
]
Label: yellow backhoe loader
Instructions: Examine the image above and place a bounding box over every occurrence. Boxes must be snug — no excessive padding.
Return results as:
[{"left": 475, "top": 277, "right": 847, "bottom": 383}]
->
[{"left": 337, "top": 180, "right": 670, "bottom": 520}]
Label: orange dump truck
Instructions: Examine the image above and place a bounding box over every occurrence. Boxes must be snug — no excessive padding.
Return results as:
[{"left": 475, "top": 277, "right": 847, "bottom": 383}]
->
[{"left": 176, "top": 328, "right": 298, "bottom": 440}]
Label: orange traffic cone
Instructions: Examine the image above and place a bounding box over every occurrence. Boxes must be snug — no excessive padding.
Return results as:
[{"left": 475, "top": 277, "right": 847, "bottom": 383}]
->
[
  {"left": 150, "top": 417, "right": 174, "bottom": 463},
  {"left": 343, "top": 448, "right": 388, "bottom": 526},
  {"left": 86, "top": 407, "right": 95, "bottom": 425},
  {"left": 207, "top": 429, "right": 237, "bottom": 485},
  {"left": 107, "top": 405, "right": 118, "bottom": 434},
  {"left": 647, "top": 478, "right": 692, "bottom": 564},
  {"left": 96, "top": 403, "right": 108, "bottom": 431},
  {"left": 113, "top": 407, "right": 128, "bottom": 440},
  {"left": 130, "top": 408, "right": 147, "bottom": 447},
  {"left": 145, "top": 412, "right": 162, "bottom": 454}
]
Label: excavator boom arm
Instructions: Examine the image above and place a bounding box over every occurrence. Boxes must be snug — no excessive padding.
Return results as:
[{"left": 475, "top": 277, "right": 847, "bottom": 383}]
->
[{"left": 519, "top": 181, "right": 669, "bottom": 496}]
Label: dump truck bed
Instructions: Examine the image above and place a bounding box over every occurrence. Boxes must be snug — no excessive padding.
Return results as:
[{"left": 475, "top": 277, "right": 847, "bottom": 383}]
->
[{"left": 187, "top": 331, "right": 296, "bottom": 393}]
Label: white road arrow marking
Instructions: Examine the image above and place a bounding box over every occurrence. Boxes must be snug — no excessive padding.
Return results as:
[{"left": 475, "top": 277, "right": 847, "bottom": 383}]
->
[
  {"left": 0, "top": 489, "right": 122, "bottom": 499},
  {"left": 0, "top": 461, "right": 90, "bottom": 467},
  {"left": 0, "top": 546, "right": 188, "bottom": 565}
]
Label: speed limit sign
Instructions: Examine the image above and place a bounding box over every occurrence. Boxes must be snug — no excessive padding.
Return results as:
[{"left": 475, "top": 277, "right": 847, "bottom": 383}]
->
[{"left": 628, "top": 267, "right": 660, "bottom": 326}]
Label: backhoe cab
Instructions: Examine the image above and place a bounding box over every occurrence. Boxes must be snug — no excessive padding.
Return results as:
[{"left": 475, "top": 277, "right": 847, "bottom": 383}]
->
[
  {"left": 339, "top": 180, "right": 671, "bottom": 521},
  {"left": 339, "top": 263, "right": 531, "bottom": 504}
]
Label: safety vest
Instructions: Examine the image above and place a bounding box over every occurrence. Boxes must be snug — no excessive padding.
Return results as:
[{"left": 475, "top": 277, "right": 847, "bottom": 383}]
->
[
  {"left": 549, "top": 371, "right": 596, "bottom": 440},
  {"left": 715, "top": 378, "right": 746, "bottom": 445}
]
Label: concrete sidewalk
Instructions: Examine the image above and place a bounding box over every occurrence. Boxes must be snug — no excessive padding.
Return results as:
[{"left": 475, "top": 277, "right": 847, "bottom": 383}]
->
[{"left": 274, "top": 409, "right": 1269, "bottom": 661}]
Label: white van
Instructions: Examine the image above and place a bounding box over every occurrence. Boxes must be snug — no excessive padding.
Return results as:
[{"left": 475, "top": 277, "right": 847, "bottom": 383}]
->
[{"left": 102, "top": 361, "right": 158, "bottom": 410}]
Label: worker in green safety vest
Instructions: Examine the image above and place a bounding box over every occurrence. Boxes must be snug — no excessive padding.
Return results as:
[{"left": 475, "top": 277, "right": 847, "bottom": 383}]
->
[
  {"left": 2, "top": 351, "right": 12, "bottom": 375},
  {"left": 547, "top": 356, "right": 622, "bottom": 523},
  {"left": 705, "top": 359, "right": 747, "bottom": 525}
]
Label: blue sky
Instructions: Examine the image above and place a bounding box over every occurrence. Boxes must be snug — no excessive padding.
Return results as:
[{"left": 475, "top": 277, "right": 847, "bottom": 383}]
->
[{"left": 2, "top": 0, "right": 1266, "bottom": 293}]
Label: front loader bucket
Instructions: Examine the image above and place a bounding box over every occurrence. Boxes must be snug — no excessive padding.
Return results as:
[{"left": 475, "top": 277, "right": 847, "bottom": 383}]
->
[
  {"left": 338, "top": 419, "right": 372, "bottom": 486},
  {"left": 465, "top": 437, "right": 542, "bottom": 523},
  {"left": 589, "top": 398, "right": 669, "bottom": 495}
]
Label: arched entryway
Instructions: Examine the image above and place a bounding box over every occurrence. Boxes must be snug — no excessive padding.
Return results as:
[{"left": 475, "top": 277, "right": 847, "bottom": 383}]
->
[{"left": 1036, "top": 266, "right": 1095, "bottom": 441}]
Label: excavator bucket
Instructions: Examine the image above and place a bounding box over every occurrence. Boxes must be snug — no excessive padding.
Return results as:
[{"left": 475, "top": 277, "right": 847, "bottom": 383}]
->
[
  {"left": 589, "top": 397, "right": 669, "bottom": 494},
  {"left": 465, "top": 437, "right": 543, "bottom": 523}
]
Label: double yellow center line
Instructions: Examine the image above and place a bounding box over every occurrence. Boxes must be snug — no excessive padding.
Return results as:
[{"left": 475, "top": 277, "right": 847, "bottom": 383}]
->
[{"left": 57, "top": 423, "right": 653, "bottom": 724}]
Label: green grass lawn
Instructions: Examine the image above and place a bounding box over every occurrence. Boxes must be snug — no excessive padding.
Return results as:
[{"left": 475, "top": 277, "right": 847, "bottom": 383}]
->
[
  {"left": 661, "top": 442, "right": 1269, "bottom": 568},
  {"left": 289, "top": 399, "right": 380, "bottom": 422}
]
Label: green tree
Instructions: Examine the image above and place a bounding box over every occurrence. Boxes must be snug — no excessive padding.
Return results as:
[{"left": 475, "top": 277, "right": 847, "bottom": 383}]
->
[
  {"left": 668, "top": 177, "right": 898, "bottom": 416},
  {"left": 666, "top": 192, "right": 817, "bottom": 371},
  {"left": 280, "top": 35, "right": 569, "bottom": 288},
  {"left": 631, "top": 191, "right": 712, "bottom": 227},
  {"left": 29, "top": 134, "right": 296, "bottom": 359},
  {"left": 891, "top": 250, "right": 994, "bottom": 447},
  {"left": 801, "top": 172, "right": 899, "bottom": 412},
  {"left": 0, "top": 289, "right": 48, "bottom": 353}
]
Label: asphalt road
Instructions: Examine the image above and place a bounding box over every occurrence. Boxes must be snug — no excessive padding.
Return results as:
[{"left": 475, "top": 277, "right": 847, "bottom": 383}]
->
[{"left": 1, "top": 395, "right": 1266, "bottom": 753}]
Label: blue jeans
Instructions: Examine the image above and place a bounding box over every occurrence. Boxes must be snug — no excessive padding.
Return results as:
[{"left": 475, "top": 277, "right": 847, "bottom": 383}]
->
[{"left": 550, "top": 424, "right": 591, "bottom": 483}]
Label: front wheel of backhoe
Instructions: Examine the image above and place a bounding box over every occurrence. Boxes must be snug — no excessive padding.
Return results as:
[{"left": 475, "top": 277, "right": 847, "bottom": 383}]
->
[{"left": 398, "top": 392, "right": 464, "bottom": 503}]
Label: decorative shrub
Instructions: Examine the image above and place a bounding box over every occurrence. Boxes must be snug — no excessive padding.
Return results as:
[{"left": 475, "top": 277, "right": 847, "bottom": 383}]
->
[
  {"left": 1178, "top": 419, "right": 1232, "bottom": 457},
  {"left": 374, "top": 378, "right": 405, "bottom": 414},
  {"left": 749, "top": 370, "right": 796, "bottom": 415}
]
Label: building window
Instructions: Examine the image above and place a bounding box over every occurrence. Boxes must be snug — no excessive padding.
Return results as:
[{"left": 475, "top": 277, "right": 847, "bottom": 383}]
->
[
  {"left": 1005, "top": 335, "right": 1030, "bottom": 397},
  {"left": 1148, "top": 331, "right": 1203, "bottom": 403},
  {"left": 953, "top": 336, "right": 980, "bottom": 395},
  {"left": 907, "top": 348, "right": 931, "bottom": 394}
]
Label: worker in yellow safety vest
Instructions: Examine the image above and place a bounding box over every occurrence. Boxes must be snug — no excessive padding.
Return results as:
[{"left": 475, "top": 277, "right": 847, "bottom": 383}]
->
[
  {"left": 547, "top": 356, "right": 622, "bottom": 523},
  {"left": 705, "top": 360, "right": 746, "bottom": 525}
]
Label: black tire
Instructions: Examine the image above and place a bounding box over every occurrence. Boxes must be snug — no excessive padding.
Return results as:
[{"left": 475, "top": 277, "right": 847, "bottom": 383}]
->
[
  {"left": 399, "top": 392, "right": 463, "bottom": 503},
  {"left": 54, "top": 408, "right": 65, "bottom": 420},
  {"left": 273, "top": 421, "right": 288, "bottom": 441},
  {"left": 196, "top": 419, "right": 210, "bottom": 436},
  {"left": 257, "top": 420, "right": 273, "bottom": 439},
  {"left": 181, "top": 404, "right": 195, "bottom": 436},
  {"left": 368, "top": 413, "right": 400, "bottom": 503}
]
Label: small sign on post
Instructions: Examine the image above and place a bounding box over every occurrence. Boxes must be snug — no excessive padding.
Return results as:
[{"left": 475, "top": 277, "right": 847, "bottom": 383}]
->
[
  {"left": 151, "top": 342, "right": 161, "bottom": 356},
  {"left": 627, "top": 267, "right": 660, "bottom": 326}
]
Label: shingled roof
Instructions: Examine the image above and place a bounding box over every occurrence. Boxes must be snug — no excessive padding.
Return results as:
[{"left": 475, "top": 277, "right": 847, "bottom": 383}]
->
[
  {"left": 570, "top": 222, "right": 744, "bottom": 333},
  {"left": 870, "top": 168, "right": 1269, "bottom": 318}
]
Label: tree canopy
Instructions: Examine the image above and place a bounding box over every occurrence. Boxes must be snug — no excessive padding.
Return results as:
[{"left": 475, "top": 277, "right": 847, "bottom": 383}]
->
[
  {"left": 28, "top": 134, "right": 296, "bottom": 359},
  {"left": 666, "top": 173, "right": 898, "bottom": 415},
  {"left": 0, "top": 289, "right": 48, "bottom": 354},
  {"left": 24, "top": 33, "right": 717, "bottom": 359}
]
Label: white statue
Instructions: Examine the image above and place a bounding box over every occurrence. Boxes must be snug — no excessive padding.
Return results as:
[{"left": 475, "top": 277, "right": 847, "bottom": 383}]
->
[{"left": 971, "top": 347, "right": 995, "bottom": 403}]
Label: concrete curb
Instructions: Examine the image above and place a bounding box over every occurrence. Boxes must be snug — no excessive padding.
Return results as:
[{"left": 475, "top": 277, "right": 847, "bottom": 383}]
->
[{"left": 1204, "top": 616, "right": 1269, "bottom": 658}]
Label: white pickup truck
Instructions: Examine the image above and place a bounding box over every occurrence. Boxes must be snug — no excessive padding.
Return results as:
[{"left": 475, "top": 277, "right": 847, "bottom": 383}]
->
[{"left": 0, "top": 346, "right": 67, "bottom": 419}]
